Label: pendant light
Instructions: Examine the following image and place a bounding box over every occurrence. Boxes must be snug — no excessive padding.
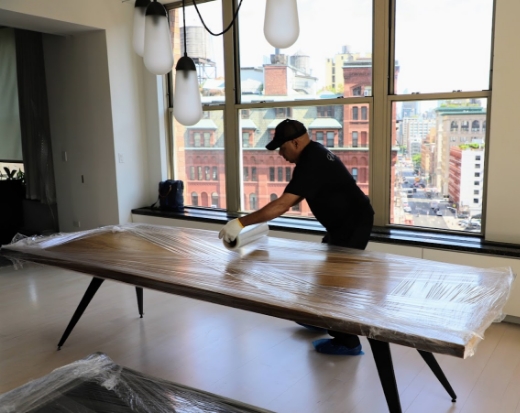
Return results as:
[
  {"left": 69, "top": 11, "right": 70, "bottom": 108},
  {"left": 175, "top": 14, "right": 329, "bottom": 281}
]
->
[
  {"left": 173, "top": 0, "right": 203, "bottom": 126},
  {"left": 264, "top": 0, "right": 300, "bottom": 49},
  {"left": 143, "top": 0, "right": 174, "bottom": 75},
  {"left": 132, "top": 0, "right": 150, "bottom": 57}
]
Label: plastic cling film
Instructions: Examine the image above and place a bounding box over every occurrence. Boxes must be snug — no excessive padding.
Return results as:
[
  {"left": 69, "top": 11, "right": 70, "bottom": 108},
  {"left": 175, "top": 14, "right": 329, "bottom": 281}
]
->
[
  {"left": 223, "top": 223, "right": 269, "bottom": 250},
  {"left": 1, "top": 223, "right": 515, "bottom": 359},
  {"left": 0, "top": 353, "right": 273, "bottom": 413}
]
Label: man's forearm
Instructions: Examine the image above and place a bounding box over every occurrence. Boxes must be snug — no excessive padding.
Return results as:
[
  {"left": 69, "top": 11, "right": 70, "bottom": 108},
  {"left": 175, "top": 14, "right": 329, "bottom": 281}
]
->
[{"left": 239, "top": 199, "right": 291, "bottom": 227}]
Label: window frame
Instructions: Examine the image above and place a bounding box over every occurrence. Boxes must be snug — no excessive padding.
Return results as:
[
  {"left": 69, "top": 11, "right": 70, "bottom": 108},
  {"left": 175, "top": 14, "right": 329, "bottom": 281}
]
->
[{"left": 165, "top": 0, "right": 494, "bottom": 235}]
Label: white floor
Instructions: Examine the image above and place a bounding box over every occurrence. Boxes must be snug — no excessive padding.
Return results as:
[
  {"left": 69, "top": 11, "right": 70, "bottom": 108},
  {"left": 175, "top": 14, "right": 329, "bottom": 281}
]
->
[{"left": 1, "top": 262, "right": 520, "bottom": 413}]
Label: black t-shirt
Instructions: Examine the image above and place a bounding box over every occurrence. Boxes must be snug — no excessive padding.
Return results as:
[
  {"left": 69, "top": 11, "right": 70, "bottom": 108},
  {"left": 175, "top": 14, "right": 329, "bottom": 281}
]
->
[{"left": 284, "top": 141, "right": 374, "bottom": 235}]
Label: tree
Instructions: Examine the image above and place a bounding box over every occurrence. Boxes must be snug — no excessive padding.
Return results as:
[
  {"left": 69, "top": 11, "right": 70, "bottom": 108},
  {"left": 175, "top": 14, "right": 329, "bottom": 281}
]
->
[{"left": 412, "top": 154, "right": 421, "bottom": 169}]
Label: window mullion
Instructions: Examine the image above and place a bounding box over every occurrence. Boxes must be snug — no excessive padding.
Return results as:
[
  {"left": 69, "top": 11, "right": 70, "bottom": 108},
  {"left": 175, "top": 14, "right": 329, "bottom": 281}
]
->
[
  {"left": 222, "top": 0, "right": 240, "bottom": 212},
  {"left": 371, "top": 0, "right": 393, "bottom": 227}
]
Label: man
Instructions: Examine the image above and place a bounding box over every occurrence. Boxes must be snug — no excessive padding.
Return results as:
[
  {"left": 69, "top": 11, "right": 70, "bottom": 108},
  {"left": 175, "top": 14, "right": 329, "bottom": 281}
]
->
[{"left": 219, "top": 118, "right": 374, "bottom": 355}]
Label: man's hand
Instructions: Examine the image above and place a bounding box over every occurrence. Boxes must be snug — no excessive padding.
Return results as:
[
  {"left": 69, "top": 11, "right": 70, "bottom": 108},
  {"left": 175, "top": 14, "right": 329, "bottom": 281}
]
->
[{"left": 218, "top": 218, "right": 244, "bottom": 243}]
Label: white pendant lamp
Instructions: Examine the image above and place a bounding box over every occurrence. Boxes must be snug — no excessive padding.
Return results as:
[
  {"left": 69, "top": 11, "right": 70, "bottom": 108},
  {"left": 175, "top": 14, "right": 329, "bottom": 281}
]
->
[
  {"left": 174, "top": 55, "right": 203, "bottom": 126},
  {"left": 132, "top": 0, "right": 150, "bottom": 56},
  {"left": 264, "top": 0, "right": 300, "bottom": 49},
  {"left": 173, "top": 0, "right": 202, "bottom": 126},
  {"left": 143, "top": 0, "right": 174, "bottom": 75}
]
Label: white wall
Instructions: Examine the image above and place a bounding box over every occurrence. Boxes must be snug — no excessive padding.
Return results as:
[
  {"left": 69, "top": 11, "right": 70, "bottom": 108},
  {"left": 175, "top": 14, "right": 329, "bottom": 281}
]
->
[
  {"left": 485, "top": 0, "right": 520, "bottom": 244},
  {"left": 0, "top": 0, "right": 168, "bottom": 231},
  {"left": 43, "top": 31, "right": 119, "bottom": 230}
]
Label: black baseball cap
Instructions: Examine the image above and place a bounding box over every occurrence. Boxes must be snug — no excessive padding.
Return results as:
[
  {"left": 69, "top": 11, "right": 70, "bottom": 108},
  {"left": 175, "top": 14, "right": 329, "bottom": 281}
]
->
[{"left": 266, "top": 119, "right": 307, "bottom": 150}]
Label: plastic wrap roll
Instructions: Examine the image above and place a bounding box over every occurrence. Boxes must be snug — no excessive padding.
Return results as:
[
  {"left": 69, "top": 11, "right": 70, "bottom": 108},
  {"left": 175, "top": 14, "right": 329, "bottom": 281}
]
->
[{"left": 223, "top": 223, "right": 269, "bottom": 250}]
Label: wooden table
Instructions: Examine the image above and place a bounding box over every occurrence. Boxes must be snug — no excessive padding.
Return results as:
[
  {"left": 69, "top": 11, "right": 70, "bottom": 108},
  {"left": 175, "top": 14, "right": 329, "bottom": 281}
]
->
[{"left": 1, "top": 223, "right": 514, "bottom": 413}]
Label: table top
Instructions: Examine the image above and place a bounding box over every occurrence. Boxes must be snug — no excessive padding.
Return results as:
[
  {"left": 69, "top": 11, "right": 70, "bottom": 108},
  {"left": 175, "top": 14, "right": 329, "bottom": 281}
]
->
[{"left": 2, "top": 223, "right": 514, "bottom": 359}]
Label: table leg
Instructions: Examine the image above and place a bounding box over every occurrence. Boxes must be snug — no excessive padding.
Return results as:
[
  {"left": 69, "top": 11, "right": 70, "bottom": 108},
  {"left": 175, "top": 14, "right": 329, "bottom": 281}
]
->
[
  {"left": 367, "top": 338, "right": 402, "bottom": 413},
  {"left": 417, "top": 350, "right": 457, "bottom": 402},
  {"left": 57, "top": 277, "right": 104, "bottom": 350},
  {"left": 135, "top": 287, "right": 144, "bottom": 318}
]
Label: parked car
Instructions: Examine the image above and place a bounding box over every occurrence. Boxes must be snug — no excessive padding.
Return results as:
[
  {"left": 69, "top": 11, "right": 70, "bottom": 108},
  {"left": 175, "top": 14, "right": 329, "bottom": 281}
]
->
[{"left": 403, "top": 206, "right": 412, "bottom": 213}]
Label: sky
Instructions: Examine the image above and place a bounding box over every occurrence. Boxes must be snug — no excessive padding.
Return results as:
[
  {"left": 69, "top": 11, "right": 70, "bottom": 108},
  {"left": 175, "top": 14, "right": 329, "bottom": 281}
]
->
[{"left": 182, "top": 0, "right": 493, "bottom": 97}]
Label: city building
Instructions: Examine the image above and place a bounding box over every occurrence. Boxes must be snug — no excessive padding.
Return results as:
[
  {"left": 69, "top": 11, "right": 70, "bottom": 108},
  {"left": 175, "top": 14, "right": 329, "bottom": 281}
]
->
[
  {"left": 449, "top": 144, "right": 485, "bottom": 215},
  {"left": 433, "top": 105, "right": 486, "bottom": 197}
]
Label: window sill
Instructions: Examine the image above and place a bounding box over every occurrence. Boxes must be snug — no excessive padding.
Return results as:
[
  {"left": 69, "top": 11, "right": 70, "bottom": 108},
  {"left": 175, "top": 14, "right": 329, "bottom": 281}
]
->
[{"left": 131, "top": 207, "right": 520, "bottom": 259}]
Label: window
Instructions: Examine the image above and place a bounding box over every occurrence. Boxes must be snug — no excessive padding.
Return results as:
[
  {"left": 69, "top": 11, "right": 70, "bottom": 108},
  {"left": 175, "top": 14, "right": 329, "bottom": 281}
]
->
[
  {"left": 242, "top": 132, "right": 250, "bottom": 148},
  {"left": 191, "top": 192, "right": 198, "bottom": 206},
  {"left": 326, "top": 132, "right": 335, "bottom": 147},
  {"left": 474, "top": 181, "right": 479, "bottom": 186},
  {"left": 473, "top": 199, "right": 479, "bottom": 204},
  {"left": 317, "top": 106, "right": 333, "bottom": 117},
  {"left": 285, "top": 167, "right": 291, "bottom": 181},
  {"left": 204, "top": 133, "right": 210, "bottom": 147},
  {"left": 475, "top": 164, "right": 481, "bottom": 169},
  {"left": 352, "top": 107, "right": 359, "bottom": 120},
  {"left": 471, "top": 120, "right": 480, "bottom": 132},
  {"left": 475, "top": 172, "right": 480, "bottom": 177},
  {"left": 269, "top": 167, "right": 275, "bottom": 182},
  {"left": 277, "top": 167, "right": 283, "bottom": 181},
  {"left": 361, "top": 106, "right": 368, "bottom": 120},
  {"left": 194, "top": 133, "right": 201, "bottom": 147},
  {"left": 212, "top": 192, "right": 219, "bottom": 208},
  {"left": 189, "top": 166, "right": 195, "bottom": 180},
  {"left": 250, "top": 194, "right": 257, "bottom": 210},
  {"left": 475, "top": 155, "right": 481, "bottom": 161},
  {"left": 292, "top": 203, "right": 300, "bottom": 211},
  {"left": 212, "top": 166, "right": 218, "bottom": 180},
  {"left": 474, "top": 190, "right": 479, "bottom": 195},
  {"left": 205, "top": 166, "right": 210, "bottom": 180},
  {"left": 351, "top": 168, "right": 358, "bottom": 182},
  {"left": 167, "top": 0, "right": 491, "bottom": 234},
  {"left": 270, "top": 193, "right": 278, "bottom": 202},
  {"left": 197, "top": 166, "right": 203, "bottom": 181},
  {"left": 275, "top": 108, "right": 292, "bottom": 118}
]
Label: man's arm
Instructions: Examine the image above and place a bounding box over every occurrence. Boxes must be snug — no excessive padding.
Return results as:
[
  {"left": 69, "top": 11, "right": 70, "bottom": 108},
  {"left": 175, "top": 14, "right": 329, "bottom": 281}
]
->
[{"left": 239, "top": 192, "right": 302, "bottom": 227}]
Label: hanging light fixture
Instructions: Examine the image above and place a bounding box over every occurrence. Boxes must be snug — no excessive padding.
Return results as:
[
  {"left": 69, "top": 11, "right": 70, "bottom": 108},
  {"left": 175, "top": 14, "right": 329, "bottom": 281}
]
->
[
  {"left": 173, "top": 0, "right": 202, "bottom": 126},
  {"left": 143, "top": 0, "right": 173, "bottom": 75},
  {"left": 264, "top": 0, "right": 300, "bottom": 49},
  {"left": 132, "top": 0, "right": 150, "bottom": 57}
]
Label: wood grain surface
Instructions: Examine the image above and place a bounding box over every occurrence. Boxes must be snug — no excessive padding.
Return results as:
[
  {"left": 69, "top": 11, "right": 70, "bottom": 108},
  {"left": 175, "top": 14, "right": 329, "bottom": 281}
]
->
[{"left": 2, "top": 224, "right": 513, "bottom": 359}]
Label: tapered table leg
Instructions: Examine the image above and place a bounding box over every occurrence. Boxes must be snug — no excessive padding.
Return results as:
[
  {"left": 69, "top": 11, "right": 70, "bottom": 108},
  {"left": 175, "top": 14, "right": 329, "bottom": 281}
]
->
[
  {"left": 417, "top": 350, "right": 457, "bottom": 402},
  {"left": 135, "top": 287, "right": 144, "bottom": 318},
  {"left": 368, "top": 338, "right": 402, "bottom": 413},
  {"left": 57, "top": 277, "right": 104, "bottom": 350}
]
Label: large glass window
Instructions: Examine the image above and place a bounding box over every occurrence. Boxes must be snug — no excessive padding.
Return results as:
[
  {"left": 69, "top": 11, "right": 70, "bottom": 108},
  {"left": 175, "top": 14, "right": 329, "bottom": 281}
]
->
[
  {"left": 166, "top": 0, "right": 493, "bottom": 236},
  {"left": 172, "top": 110, "right": 226, "bottom": 209},
  {"left": 238, "top": 0, "right": 372, "bottom": 102},
  {"left": 240, "top": 105, "right": 370, "bottom": 214},
  {"left": 394, "top": 0, "right": 493, "bottom": 94},
  {"left": 391, "top": 98, "right": 487, "bottom": 233}
]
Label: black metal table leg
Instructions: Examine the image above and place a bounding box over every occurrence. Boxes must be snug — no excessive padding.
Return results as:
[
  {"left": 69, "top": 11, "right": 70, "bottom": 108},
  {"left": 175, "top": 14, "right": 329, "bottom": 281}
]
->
[
  {"left": 368, "top": 338, "right": 402, "bottom": 413},
  {"left": 57, "top": 277, "right": 104, "bottom": 350},
  {"left": 417, "top": 350, "right": 457, "bottom": 402},
  {"left": 135, "top": 287, "right": 144, "bottom": 318}
]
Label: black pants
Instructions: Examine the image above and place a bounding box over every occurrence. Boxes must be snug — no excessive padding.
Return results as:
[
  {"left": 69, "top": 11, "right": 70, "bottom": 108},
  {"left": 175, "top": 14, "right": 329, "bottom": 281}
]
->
[{"left": 322, "top": 213, "right": 374, "bottom": 347}]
